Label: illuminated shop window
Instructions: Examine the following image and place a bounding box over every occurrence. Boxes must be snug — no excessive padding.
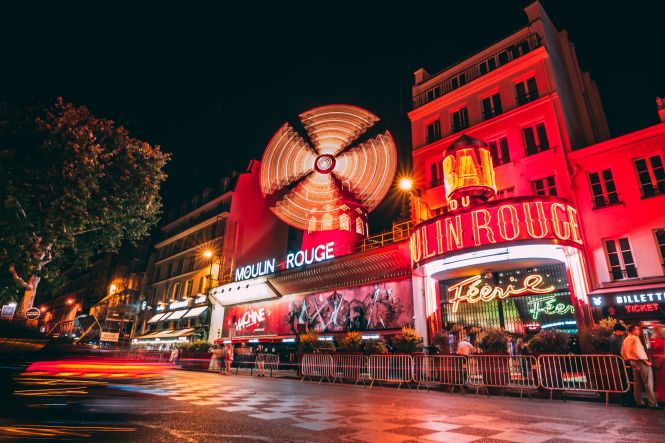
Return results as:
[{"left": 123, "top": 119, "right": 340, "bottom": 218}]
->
[
  {"left": 481, "top": 93, "right": 502, "bottom": 120},
  {"left": 515, "top": 76, "right": 539, "bottom": 105},
  {"left": 322, "top": 213, "right": 333, "bottom": 230},
  {"left": 588, "top": 169, "right": 619, "bottom": 208},
  {"left": 429, "top": 161, "right": 444, "bottom": 188},
  {"left": 634, "top": 155, "right": 665, "bottom": 198},
  {"left": 450, "top": 107, "right": 469, "bottom": 134},
  {"left": 532, "top": 176, "right": 557, "bottom": 196},
  {"left": 308, "top": 217, "right": 317, "bottom": 234},
  {"left": 522, "top": 122, "right": 550, "bottom": 156},
  {"left": 356, "top": 218, "right": 364, "bottom": 235},
  {"left": 496, "top": 187, "right": 515, "bottom": 199},
  {"left": 339, "top": 214, "right": 350, "bottom": 231},
  {"left": 488, "top": 136, "right": 510, "bottom": 166},
  {"left": 426, "top": 120, "right": 441, "bottom": 144},
  {"left": 604, "top": 238, "right": 638, "bottom": 281},
  {"left": 654, "top": 228, "right": 665, "bottom": 270}
]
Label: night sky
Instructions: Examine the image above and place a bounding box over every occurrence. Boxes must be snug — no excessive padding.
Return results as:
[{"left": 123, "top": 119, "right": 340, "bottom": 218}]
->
[{"left": 2, "top": 1, "right": 664, "bottom": 231}]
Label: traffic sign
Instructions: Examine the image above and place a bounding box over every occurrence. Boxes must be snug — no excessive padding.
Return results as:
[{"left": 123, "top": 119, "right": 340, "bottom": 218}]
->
[{"left": 25, "top": 308, "right": 41, "bottom": 320}]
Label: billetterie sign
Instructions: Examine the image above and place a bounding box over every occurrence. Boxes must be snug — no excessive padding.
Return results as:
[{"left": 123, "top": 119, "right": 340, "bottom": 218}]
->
[
  {"left": 411, "top": 196, "right": 583, "bottom": 266},
  {"left": 235, "top": 241, "right": 335, "bottom": 282}
]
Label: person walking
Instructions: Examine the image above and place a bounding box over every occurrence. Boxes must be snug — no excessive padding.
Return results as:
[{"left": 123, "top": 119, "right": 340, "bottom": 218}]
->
[
  {"left": 256, "top": 345, "right": 266, "bottom": 377},
  {"left": 169, "top": 346, "right": 179, "bottom": 365},
  {"left": 225, "top": 344, "right": 234, "bottom": 374},
  {"left": 208, "top": 345, "right": 220, "bottom": 371},
  {"left": 621, "top": 324, "right": 659, "bottom": 409},
  {"left": 456, "top": 335, "right": 476, "bottom": 356},
  {"left": 609, "top": 323, "right": 631, "bottom": 406},
  {"left": 218, "top": 345, "right": 227, "bottom": 374}
]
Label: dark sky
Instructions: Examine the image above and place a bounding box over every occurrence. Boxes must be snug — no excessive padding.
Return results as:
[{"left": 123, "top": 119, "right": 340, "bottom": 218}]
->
[{"left": 2, "top": 1, "right": 664, "bottom": 230}]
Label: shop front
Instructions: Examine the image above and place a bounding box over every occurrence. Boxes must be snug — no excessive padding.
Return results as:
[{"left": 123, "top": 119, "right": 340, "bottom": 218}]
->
[{"left": 409, "top": 135, "right": 593, "bottom": 346}]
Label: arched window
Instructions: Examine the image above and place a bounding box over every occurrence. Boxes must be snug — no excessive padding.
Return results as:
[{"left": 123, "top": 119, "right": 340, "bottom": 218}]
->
[
  {"left": 356, "top": 218, "right": 364, "bottom": 235},
  {"left": 339, "top": 213, "right": 350, "bottom": 231},
  {"left": 322, "top": 213, "right": 333, "bottom": 230},
  {"left": 308, "top": 216, "right": 317, "bottom": 233}
]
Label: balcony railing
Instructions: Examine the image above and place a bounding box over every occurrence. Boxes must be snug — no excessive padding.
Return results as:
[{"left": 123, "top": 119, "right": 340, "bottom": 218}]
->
[
  {"left": 611, "top": 267, "right": 638, "bottom": 281},
  {"left": 592, "top": 195, "right": 621, "bottom": 209},
  {"left": 482, "top": 107, "right": 502, "bottom": 121},
  {"left": 639, "top": 184, "right": 665, "bottom": 199},
  {"left": 413, "top": 33, "right": 542, "bottom": 109}
]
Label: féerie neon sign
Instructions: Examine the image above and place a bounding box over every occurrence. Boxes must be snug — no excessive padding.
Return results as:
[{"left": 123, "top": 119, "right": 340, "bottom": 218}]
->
[
  {"left": 528, "top": 294, "right": 574, "bottom": 319},
  {"left": 447, "top": 274, "right": 555, "bottom": 312}
]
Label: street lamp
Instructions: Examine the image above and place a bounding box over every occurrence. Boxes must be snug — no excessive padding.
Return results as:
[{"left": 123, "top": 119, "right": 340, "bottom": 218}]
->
[
  {"left": 201, "top": 249, "right": 223, "bottom": 288},
  {"left": 397, "top": 176, "right": 430, "bottom": 225},
  {"left": 66, "top": 298, "right": 74, "bottom": 305}
]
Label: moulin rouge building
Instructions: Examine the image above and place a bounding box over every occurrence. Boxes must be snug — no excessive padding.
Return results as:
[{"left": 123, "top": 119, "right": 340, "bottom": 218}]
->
[{"left": 191, "top": 1, "right": 665, "bottom": 355}]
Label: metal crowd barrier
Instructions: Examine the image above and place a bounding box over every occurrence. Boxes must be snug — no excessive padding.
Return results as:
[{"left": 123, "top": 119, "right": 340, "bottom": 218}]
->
[
  {"left": 332, "top": 355, "right": 368, "bottom": 384},
  {"left": 467, "top": 355, "right": 538, "bottom": 397},
  {"left": 413, "top": 355, "right": 467, "bottom": 391},
  {"left": 368, "top": 354, "right": 413, "bottom": 389},
  {"left": 300, "top": 354, "right": 334, "bottom": 383},
  {"left": 537, "top": 354, "right": 629, "bottom": 404}
]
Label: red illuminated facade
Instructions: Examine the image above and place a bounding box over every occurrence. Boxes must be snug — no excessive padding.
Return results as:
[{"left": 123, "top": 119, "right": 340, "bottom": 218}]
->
[{"left": 407, "top": 2, "right": 665, "bottom": 343}]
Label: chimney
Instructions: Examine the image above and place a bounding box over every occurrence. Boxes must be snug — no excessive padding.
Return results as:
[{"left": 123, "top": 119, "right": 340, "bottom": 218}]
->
[{"left": 657, "top": 97, "right": 665, "bottom": 123}]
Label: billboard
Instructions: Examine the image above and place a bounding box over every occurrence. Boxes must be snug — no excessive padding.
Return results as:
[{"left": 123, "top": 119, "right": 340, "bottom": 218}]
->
[{"left": 223, "top": 279, "right": 413, "bottom": 337}]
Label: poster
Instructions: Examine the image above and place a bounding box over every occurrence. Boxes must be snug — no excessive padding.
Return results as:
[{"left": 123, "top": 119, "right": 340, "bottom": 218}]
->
[{"left": 223, "top": 279, "right": 413, "bottom": 336}]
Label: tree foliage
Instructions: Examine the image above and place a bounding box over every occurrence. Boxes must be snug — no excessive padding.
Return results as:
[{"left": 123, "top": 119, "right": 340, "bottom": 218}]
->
[{"left": 0, "top": 98, "right": 170, "bottom": 312}]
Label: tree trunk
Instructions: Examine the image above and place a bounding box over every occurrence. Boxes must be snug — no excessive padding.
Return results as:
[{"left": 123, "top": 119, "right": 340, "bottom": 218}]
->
[{"left": 16, "top": 275, "right": 40, "bottom": 319}]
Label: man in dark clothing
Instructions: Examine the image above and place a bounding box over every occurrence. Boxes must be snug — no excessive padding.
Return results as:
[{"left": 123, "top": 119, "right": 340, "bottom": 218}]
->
[
  {"left": 609, "top": 323, "right": 632, "bottom": 406},
  {"left": 609, "top": 323, "right": 627, "bottom": 356}
]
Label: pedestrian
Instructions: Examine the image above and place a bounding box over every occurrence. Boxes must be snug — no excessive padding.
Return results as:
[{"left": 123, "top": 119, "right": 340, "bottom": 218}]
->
[
  {"left": 208, "top": 345, "right": 220, "bottom": 371},
  {"left": 651, "top": 325, "right": 665, "bottom": 403},
  {"left": 456, "top": 334, "right": 476, "bottom": 356},
  {"left": 609, "top": 323, "right": 631, "bottom": 406},
  {"left": 609, "top": 323, "right": 627, "bottom": 356},
  {"left": 225, "top": 344, "right": 234, "bottom": 374},
  {"left": 621, "top": 324, "right": 659, "bottom": 409},
  {"left": 169, "top": 346, "right": 179, "bottom": 365},
  {"left": 256, "top": 344, "right": 266, "bottom": 377}
]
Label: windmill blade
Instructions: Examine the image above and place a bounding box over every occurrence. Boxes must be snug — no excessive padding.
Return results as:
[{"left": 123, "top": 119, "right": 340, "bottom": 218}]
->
[
  {"left": 333, "top": 131, "right": 398, "bottom": 212},
  {"left": 299, "top": 105, "right": 379, "bottom": 156},
  {"left": 273, "top": 173, "right": 344, "bottom": 231},
  {"left": 260, "top": 123, "right": 318, "bottom": 195}
]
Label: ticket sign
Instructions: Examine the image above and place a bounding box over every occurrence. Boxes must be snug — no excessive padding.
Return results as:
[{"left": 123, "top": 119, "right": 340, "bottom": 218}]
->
[
  {"left": 25, "top": 308, "right": 41, "bottom": 320},
  {"left": 410, "top": 196, "right": 583, "bottom": 266}
]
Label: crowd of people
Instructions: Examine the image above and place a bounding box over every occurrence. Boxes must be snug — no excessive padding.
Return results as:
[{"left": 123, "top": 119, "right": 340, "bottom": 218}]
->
[{"left": 207, "top": 343, "right": 267, "bottom": 376}]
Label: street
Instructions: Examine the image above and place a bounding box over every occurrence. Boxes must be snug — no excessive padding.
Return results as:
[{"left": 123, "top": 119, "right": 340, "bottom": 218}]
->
[{"left": 2, "top": 367, "right": 664, "bottom": 442}]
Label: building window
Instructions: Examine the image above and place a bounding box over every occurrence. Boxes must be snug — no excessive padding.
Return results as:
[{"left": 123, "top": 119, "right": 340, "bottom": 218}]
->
[
  {"left": 515, "top": 76, "right": 539, "bottom": 105},
  {"left": 177, "top": 258, "right": 184, "bottom": 275},
  {"left": 339, "top": 213, "right": 350, "bottom": 231},
  {"left": 481, "top": 93, "right": 502, "bottom": 120},
  {"left": 153, "top": 267, "right": 160, "bottom": 283},
  {"left": 199, "top": 276, "right": 208, "bottom": 294},
  {"left": 167, "top": 262, "right": 173, "bottom": 278},
  {"left": 605, "top": 238, "right": 638, "bottom": 280},
  {"left": 187, "top": 256, "right": 195, "bottom": 272},
  {"left": 322, "top": 213, "right": 333, "bottom": 230},
  {"left": 588, "top": 169, "right": 619, "bottom": 208},
  {"left": 488, "top": 137, "right": 510, "bottom": 166},
  {"left": 426, "top": 120, "right": 441, "bottom": 144},
  {"left": 184, "top": 279, "right": 193, "bottom": 297},
  {"left": 478, "top": 57, "right": 497, "bottom": 75},
  {"left": 655, "top": 228, "right": 665, "bottom": 271},
  {"left": 426, "top": 86, "right": 442, "bottom": 103},
  {"left": 356, "top": 218, "right": 364, "bottom": 235},
  {"left": 451, "top": 107, "right": 469, "bottom": 133},
  {"left": 532, "top": 176, "right": 557, "bottom": 196},
  {"left": 496, "top": 187, "right": 515, "bottom": 199},
  {"left": 522, "top": 122, "right": 550, "bottom": 156},
  {"left": 429, "top": 161, "right": 444, "bottom": 188},
  {"left": 634, "top": 155, "right": 665, "bottom": 198},
  {"left": 450, "top": 72, "right": 466, "bottom": 90}
]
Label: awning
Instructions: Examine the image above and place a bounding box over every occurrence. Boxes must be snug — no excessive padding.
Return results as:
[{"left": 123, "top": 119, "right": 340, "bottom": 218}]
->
[
  {"left": 147, "top": 313, "right": 166, "bottom": 323},
  {"left": 134, "top": 331, "right": 162, "bottom": 339},
  {"left": 183, "top": 306, "right": 208, "bottom": 318},
  {"left": 164, "top": 328, "right": 195, "bottom": 337},
  {"left": 166, "top": 309, "right": 189, "bottom": 320}
]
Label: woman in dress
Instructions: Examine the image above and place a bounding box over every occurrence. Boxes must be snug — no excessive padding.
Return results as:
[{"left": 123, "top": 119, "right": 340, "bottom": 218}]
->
[
  {"left": 224, "top": 344, "right": 234, "bottom": 374},
  {"left": 208, "top": 345, "right": 220, "bottom": 371}
]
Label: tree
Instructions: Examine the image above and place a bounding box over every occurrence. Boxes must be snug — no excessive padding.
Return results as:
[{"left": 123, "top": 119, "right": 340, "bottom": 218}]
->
[{"left": 0, "top": 98, "right": 170, "bottom": 318}]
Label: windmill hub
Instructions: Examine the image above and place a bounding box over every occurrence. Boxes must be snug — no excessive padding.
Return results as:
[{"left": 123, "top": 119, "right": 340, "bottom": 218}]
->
[{"left": 314, "top": 154, "right": 336, "bottom": 174}]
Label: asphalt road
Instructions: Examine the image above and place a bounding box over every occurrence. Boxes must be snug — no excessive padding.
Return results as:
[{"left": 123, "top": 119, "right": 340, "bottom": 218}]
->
[{"left": 1, "top": 367, "right": 665, "bottom": 442}]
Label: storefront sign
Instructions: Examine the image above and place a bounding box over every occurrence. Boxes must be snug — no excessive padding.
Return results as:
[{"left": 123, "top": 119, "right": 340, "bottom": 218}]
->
[
  {"left": 410, "top": 196, "right": 583, "bottom": 266},
  {"left": 100, "top": 332, "right": 120, "bottom": 343},
  {"left": 1, "top": 304, "right": 16, "bottom": 320},
  {"left": 235, "top": 242, "right": 335, "bottom": 282},
  {"left": 624, "top": 303, "right": 659, "bottom": 313},
  {"left": 170, "top": 300, "right": 189, "bottom": 310},
  {"left": 447, "top": 273, "right": 555, "bottom": 312},
  {"left": 615, "top": 291, "right": 665, "bottom": 304},
  {"left": 223, "top": 279, "right": 413, "bottom": 336},
  {"left": 527, "top": 294, "right": 574, "bottom": 320},
  {"left": 443, "top": 143, "right": 496, "bottom": 199}
]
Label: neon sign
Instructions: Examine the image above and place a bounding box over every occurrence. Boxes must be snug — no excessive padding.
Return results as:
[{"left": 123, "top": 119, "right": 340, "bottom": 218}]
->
[
  {"left": 234, "top": 241, "right": 335, "bottom": 282},
  {"left": 410, "top": 196, "right": 583, "bottom": 266},
  {"left": 625, "top": 303, "right": 659, "bottom": 313},
  {"left": 527, "top": 294, "right": 574, "bottom": 320},
  {"left": 443, "top": 144, "right": 496, "bottom": 200},
  {"left": 615, "top": 291, "right": 664, "bottom": 304},
  {"left": 447, "top": 273, "right": 556, "bottom": 312}
]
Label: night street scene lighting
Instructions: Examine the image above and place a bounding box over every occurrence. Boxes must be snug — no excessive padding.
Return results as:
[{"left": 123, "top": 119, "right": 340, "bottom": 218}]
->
[{"left": 1, "top": 1, "right": 665, "bottom": 441}]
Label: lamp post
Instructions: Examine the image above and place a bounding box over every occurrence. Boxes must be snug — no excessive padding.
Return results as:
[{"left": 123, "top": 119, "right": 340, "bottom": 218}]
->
[
  {"left": 202, "top": 249, "right": 223, "bottom": 289},
  {"left": 398, "top": 177, "right": 430, "bottom": 225}
]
